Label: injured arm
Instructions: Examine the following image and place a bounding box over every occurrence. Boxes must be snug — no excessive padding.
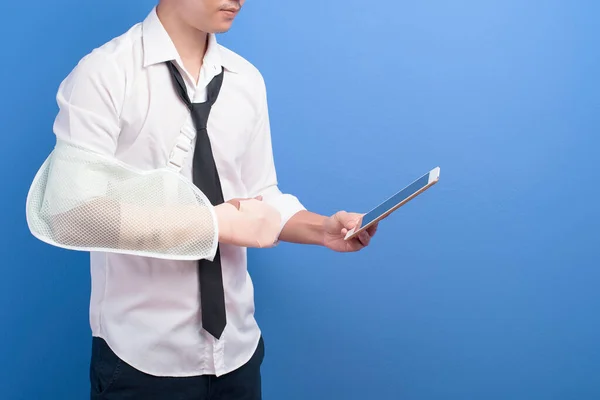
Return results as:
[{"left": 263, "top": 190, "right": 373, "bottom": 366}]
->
[
  {"left": 26, "top": 140, "right": 282, "bottom": 260},
  {"left": 26, "top": 140, "right": 220, "bottom": 260}
]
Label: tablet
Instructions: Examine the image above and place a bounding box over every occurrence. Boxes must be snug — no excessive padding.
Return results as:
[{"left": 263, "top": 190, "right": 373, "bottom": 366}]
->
[{"left": 344, "top": 167, "right": 440, "bottom": 240}]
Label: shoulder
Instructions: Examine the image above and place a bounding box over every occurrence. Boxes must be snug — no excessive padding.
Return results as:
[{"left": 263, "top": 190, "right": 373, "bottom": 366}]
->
[
  {"left": 58, "top": 23, "right": 143, "bottom": 97},
  {"left": 218, "top": 44, "right": 266, "bottom": 90}
]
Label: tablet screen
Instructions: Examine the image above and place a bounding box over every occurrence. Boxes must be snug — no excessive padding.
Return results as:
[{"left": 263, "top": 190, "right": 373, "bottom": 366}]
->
[{"left": 359, "top": 172, "right": 432, "bottom": 228}]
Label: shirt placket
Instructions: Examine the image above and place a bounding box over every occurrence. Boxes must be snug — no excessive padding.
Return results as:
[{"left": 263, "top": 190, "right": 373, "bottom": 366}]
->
[{"left": 213, "top": 336, "right": 226, "bottom": 375}]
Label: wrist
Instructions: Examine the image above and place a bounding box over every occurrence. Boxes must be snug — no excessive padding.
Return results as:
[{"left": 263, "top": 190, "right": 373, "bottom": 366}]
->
[
  {"left": 302, "top": 213, "right": 327, "bottom": 246},
  {"left": 279, "top": 210, "right": 328, "bottom": 246},
  {"left": 214, "top": 203, "right": 238, "bottom": 244}
]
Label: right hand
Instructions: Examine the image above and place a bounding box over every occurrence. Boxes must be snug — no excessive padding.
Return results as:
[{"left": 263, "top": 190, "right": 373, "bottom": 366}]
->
[
  {"left": 214, "top": 198, "right": 281, "bottom": 248},
  {"left": 226, "top": 195, "right": 262, "bottom": 210}
]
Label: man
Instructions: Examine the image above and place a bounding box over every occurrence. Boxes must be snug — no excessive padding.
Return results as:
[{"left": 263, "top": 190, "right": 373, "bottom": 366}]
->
[{"left": 26, "top": 0, "right": 378, "bottom": 398}]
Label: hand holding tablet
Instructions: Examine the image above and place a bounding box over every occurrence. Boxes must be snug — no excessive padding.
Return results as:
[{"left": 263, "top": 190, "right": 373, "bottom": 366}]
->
[{"left": 344, "top": 167, "right": 440, "bottom": 241}]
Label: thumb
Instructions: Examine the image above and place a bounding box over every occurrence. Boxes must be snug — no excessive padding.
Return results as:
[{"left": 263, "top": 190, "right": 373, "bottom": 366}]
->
[{"left": 336, "top": 211, "right": 358, "bottom": 230}]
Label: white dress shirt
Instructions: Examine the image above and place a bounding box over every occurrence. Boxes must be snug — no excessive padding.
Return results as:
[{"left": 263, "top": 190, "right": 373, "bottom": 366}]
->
[{"left": 52, "top": 7, "right": 305, "bottom": 377}]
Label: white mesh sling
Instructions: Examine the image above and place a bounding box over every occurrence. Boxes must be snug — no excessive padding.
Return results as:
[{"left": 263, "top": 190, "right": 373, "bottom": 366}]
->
[{"left": 25, "top": 139, "right": 220, "bottom": 261}]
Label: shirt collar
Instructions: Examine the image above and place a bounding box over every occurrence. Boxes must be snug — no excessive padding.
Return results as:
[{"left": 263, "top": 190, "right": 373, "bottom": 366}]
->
[{"left": 141, "top": 7, "right": 237, "bottom": 74}]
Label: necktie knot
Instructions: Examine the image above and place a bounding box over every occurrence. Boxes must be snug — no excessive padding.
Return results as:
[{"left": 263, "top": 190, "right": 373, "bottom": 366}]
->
[
  {"left": 167, "top": 61, "right": 224, "bottom": 131},
  {"left": 167, "top": 61, "right": 223, "bottom": 107}
]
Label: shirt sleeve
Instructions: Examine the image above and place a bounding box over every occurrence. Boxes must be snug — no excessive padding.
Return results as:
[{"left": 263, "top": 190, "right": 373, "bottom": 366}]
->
[
  {"left": 241, "top": 72, "right": 305, "bottom": 235},
  {"left": 53, "top": 50, "right": 125, "bottom": 156},
  {"left": 27, "top": 52, "right": 220, "bottom": 260}
]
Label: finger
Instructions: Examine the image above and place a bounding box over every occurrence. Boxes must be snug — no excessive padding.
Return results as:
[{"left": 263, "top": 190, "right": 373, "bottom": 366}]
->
[
  {"left": 335, "top": 210, "right": 349, "bottom": 225},
  {"left": 358, "top": 231, "right": 370, "bottom": 247},
  {"left": 349, "top": 237, "right": 365, "bottom": 251},
  {"left": 227, "top": 199, "right": 241, "bottom": 210},
  {"left": 254, "top": 195, "right": 263, "bottom": 201},
  {"left": 337, "top": 211, "right": 361, "bottom": 230},
  {"left": 366, "top": 222, "right": 378, "bottom": 236}
]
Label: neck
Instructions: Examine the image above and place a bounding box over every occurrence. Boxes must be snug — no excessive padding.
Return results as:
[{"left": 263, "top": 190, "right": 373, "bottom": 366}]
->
[{"left": 156, "top": 2, "right": 208, "bottom": 82}]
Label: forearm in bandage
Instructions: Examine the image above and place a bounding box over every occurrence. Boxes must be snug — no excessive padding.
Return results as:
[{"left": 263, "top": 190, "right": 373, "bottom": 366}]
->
[{"left": 25, "top": 139, "right": 218, "bottom": 261}]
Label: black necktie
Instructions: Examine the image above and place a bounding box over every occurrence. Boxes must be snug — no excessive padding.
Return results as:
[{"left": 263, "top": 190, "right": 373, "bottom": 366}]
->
[{"left": 166, "top": 61, "right": 226, "bottom": 339}]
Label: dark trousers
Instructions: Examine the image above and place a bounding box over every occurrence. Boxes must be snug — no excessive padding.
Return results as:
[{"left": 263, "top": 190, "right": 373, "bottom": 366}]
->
[{"left": 89, "top": 336, "right": 264, "bottom": 400}]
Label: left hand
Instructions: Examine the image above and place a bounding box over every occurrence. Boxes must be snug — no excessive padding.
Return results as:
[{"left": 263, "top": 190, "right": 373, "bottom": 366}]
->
[{"left": 323, "top": 211, "right": 378, "bottom": 252}]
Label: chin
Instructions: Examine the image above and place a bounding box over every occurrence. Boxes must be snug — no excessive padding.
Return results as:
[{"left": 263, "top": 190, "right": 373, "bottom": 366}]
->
[{"left": 212, "top": 22, "right": 234, "bottom": 33}]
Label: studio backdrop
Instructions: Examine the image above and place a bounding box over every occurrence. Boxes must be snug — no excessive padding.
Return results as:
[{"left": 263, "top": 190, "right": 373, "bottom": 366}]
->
[{"left": 0, "top": 0, "right": 598, "bottom": 399}]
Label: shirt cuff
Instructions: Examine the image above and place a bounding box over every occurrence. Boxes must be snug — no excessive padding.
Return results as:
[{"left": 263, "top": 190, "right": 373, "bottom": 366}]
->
[{"left": 258, "top": 186, "right": 306, "bottom": 236}]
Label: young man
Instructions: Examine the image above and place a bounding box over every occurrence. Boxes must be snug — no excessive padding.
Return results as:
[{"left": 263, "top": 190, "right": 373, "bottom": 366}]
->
[{"left": 27, "top": 0, "right": 378, "bottom": 398}]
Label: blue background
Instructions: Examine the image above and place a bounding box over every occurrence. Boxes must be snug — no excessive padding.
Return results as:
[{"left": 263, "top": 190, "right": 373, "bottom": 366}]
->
[{"left": 1, "top": 0, "right": 598, "bottom": 399}]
